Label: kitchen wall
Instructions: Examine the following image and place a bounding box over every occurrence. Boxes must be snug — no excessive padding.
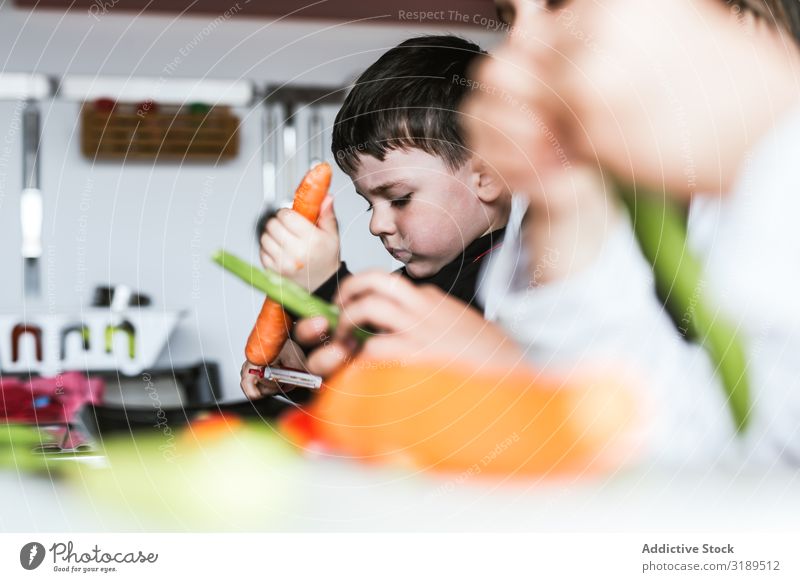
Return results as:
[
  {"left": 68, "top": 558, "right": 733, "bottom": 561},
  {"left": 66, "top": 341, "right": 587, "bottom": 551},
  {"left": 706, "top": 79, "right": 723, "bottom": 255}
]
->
[{"left": 0, "top": 2, "right": 499, "bottom": 399}]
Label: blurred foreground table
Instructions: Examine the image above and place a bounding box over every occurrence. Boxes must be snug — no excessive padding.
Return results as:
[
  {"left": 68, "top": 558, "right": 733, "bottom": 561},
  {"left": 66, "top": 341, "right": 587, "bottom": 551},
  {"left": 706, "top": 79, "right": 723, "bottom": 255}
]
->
[{"left": 2, "top": 457, "right": 798, "bottom": 532}]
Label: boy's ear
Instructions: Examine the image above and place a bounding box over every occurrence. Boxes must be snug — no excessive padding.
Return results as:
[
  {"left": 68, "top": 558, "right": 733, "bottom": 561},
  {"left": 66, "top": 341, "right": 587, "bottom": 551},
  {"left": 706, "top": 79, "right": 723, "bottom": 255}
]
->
[{"left": 469, "top": 157, "right": 507, "bottom": 204}]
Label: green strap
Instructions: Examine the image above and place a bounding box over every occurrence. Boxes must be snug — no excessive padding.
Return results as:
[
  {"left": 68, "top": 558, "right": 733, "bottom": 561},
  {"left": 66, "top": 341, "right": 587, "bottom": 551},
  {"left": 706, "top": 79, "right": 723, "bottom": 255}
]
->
[{"left": 617, "top": 182, "right": 752, "bottom": 431}]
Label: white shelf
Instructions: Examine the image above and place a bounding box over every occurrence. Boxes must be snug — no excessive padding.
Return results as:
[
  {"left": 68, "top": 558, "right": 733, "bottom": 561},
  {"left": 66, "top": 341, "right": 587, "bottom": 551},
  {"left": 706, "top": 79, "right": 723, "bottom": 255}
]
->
[{"left": 0, "top": 309, "right": 183, "bottom": 376}]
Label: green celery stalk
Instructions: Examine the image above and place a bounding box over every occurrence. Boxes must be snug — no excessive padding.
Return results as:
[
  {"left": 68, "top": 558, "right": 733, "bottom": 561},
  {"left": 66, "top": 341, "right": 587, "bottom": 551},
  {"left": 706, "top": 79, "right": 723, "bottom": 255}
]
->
[
  {"left": 212, "top": 250, "right": 370, "bottom": 343},
  {"left": 618, "top": 182, "right": 751, "bottom": 431}
]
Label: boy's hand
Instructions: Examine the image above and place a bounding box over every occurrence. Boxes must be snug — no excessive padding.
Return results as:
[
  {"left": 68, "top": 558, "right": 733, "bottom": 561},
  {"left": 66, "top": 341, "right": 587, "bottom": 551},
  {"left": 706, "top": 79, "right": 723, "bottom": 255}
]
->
[
  {"left": 294, "top": 271, "right": 526, "bottom": 378},
  {"left": 239, "top": 339, "right": 309, "bottom": 399},
  {"left": 259, "top": 196, "right": 341, "bottom": 292}
]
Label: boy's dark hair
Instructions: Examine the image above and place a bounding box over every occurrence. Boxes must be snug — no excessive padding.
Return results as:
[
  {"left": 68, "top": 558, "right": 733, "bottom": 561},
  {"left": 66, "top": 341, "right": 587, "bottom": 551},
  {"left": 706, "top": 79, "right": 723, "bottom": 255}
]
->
[
  {"left": 729, "top": 0, "right": 800, "bottom": 41},
  {"left": 331, "top": 35, "right": 486, "bottom": 175}
]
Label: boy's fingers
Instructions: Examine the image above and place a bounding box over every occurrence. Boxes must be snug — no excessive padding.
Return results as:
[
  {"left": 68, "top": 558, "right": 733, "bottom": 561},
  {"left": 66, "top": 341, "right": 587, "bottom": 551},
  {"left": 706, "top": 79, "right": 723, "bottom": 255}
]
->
[
  {"left": 335, "top": 272, "right": 421, "bottom": 311},
  {"left": 306, "top": 336, "right": 416, "bottom": 377},
  {"left": 259, "top": 249, "right": 273, "bottom": 269},
  {"left": 240, "top": 376, "right": 260, "bottom": 400},
  {"left": 259, "top": 249, "right": 277, "bottom": 271},
  {"left": 276, "top": 208, "right": 317, "bottom": 237},
  {"left": 259, "top": 230, "right": 287, "bottom": 258},
  {"left": 240, "top": 362, "right": 265, "bottom": 400},
  {"left": 257, "top": 378, "right": 293, "bottom": 397},
  {"left": 294, "top": 316, "right": 331, "bottom": 347},
  {"left": 260, "top": 236, "right": 301, "bottom": 272},
  {"left": 277, "top": 339, "right": 309, "bottom": 370},
  {"left": 259, "top": 247, "right": 283, "bottom": 275},
  {"left": 260, "top": 235, "right": 282, "bottom": 260},
  {"left": 336, "top": 295, "right": 418, "bottom": 340},
  {"left": 317, "top": 196, "right": 339, "bottom": 235},
  {"left": 256, "top": 380, "right": 277, "bottom": 396},
  {"left": 266, "top": 216, "right": 302, "bottom": 249},
  {"left": 357, "top": 336, "right": 418, "bottom": 363},
  {"left": 306, "top": 341, "right": 354, "bottom": 378}
]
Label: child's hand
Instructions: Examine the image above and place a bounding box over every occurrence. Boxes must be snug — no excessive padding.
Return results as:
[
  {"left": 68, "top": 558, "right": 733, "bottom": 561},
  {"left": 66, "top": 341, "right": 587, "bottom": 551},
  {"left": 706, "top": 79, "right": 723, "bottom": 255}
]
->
[
  {"left": 462, "top": 0, "right": 799, "bottom": 198},
  {"left": 259, "top": 196, "right": 341, "bottom": 292},
  {"left": 294, "top": 271, "right": 526, "bottom": 378},
  {"left": 239, "top": 339, "right": 309, "bottom": 399}
]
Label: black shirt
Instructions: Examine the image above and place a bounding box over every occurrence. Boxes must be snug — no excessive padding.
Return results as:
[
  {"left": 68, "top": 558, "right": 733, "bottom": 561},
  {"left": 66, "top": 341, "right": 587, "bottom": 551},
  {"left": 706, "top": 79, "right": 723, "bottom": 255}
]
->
[{"left": 314, "top": 227, "right": 506, "bottom": 314}]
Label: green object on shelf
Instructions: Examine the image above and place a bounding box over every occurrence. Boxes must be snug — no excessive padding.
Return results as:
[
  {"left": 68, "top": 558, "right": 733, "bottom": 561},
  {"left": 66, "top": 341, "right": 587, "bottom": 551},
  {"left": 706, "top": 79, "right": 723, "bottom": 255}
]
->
[
  {"left": 212, "top": 249, "right": 371, "bottom": 343},
  {"left": 104, "top": 321, "right": 136, "bottom": 359},
  {"left": 189, "top": 102, "right": 211, "bottom": 115},
  {"left": 618, "top": 182, "right": 751, "bottom": 432}
]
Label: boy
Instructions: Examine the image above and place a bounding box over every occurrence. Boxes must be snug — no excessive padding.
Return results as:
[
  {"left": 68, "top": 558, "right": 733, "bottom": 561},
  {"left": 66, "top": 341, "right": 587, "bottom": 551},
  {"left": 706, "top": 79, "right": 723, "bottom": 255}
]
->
[{"left": 240, "top": 35, "right": 512, "bottom": 399}]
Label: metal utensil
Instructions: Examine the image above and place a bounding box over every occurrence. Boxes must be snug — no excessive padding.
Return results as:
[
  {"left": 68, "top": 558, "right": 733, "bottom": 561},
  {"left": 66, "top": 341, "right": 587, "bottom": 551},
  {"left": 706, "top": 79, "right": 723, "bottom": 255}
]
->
[{"left": 21, "top": 100, "right": 43, "bottom": 298}]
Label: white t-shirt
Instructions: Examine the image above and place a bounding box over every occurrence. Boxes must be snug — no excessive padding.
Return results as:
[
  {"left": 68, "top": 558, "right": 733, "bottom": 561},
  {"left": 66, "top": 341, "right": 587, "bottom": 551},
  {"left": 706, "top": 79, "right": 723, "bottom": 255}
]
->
[{"left": 480, "top": 107, "right": 800, "bottom": 470}]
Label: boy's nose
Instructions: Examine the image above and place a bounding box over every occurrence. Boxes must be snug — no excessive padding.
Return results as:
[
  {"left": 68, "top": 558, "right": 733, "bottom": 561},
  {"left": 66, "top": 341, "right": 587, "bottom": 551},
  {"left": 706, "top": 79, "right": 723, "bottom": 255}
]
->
[{"left": 368, "top": 203, "right": 396, "bottom": 237}]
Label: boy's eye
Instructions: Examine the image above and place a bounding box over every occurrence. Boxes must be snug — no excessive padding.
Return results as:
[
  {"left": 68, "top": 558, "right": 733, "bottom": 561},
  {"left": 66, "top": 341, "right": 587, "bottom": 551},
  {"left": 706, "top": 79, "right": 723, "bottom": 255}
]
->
[
  {"left": 390, "top": 193, "right": 413, "bottom": 208},
  {"left": 496, "top": 0, "right": 567, "bottom": 24},
  {"left": 364, "top": 194, "right": 413, "bottom": 212},
  {"left": 495, "top": 1, "right": 516, "bottom": 25}
]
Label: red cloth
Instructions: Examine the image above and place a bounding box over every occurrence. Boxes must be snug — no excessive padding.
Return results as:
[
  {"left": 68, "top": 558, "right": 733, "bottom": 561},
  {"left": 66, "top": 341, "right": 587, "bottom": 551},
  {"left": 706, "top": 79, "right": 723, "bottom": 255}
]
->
[{"left": 0, "top": 373, "right": 104, "bottom": 424}]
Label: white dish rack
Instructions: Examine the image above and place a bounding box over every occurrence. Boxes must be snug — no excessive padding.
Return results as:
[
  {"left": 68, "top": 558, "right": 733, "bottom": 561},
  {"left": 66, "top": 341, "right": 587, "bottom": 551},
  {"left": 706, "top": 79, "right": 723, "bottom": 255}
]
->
[{"left": 0, "top": 309, "right": 183, "bottom": 377}]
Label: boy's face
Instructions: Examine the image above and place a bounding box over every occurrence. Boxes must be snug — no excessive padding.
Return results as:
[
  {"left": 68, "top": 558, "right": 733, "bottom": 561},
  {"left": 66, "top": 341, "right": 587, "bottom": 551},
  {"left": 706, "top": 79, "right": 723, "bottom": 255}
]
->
[
  {"left": 494, "top": 0, "right": 562, "bottom": 58},
  {"left": 493, "top": 0, "right": 555, "bottom": 24},
  {"left": 458, "top": 0, "right": 577, "bottom": 194},
  {"left": 351, "top": 148, "right": 494, "bottom": 279}
]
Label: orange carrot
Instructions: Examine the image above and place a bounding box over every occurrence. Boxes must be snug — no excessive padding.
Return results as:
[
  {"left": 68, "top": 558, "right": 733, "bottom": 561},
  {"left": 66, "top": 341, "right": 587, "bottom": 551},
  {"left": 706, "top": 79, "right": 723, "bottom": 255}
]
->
[
  {"left": 278, "top": 407, "right": 322, "bottom": 449},
  {"left": 180, "top": 412, "right": 244, "bottom": 445},
  {"left": 245, "top": 301, "right": 295, "bottom": 365},
  {"left": 292, "top": 162, "right": 332, "bottom": 223},
  {"left": 311, "top": 359, "right": 641, "bottom": 477},
  {"left": 245, "top": 162, "right": 333, "bottom": 366}
]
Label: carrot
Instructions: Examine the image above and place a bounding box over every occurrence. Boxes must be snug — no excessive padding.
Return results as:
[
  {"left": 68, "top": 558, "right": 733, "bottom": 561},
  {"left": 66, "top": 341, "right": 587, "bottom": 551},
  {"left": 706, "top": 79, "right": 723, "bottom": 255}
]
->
[
  {"left": 292, "top": 162, "right": 331, "bottom": 223},
  {"left": 180, "top": 412, "right": 244, "bottom": 445},
  {"left": 245, "top": 301, "right": 295, "bottom": 365},
  {"left": 310, "top": 359, "right": 640, "bottom": 477},
  {"left": 244, "top": 162, "right": 332, "bottom": 366},
  {"left": 278, "top": 408, "right": 322, "bottom": 449}
]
